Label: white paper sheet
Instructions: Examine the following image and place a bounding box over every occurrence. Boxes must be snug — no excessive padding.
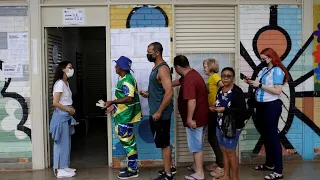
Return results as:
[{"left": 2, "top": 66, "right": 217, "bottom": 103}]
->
[
  {"left": 63, "top": 8, "right": 85, "bottom": 25},
  {"left": 7, "top": 32, "right": 29, "bottom": 63},
  {"left": 3, "top": 62, "right": 23, "bottom": 78}
]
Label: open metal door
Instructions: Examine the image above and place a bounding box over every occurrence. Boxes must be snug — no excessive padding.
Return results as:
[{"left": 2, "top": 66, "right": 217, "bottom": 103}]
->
[{"left": 44, "top": 28, "right": 63, "bottom": 167}]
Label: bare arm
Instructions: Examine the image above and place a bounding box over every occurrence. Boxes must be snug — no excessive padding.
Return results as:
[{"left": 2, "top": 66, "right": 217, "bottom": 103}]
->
[
  {"left": 187, "top": 99, "right": 196, "bottom": 121},
  {"left": 53, "top": 92, "right": 72, "bottom": 112},
  {"left": 172, "top": 79, "right": 180, "bottom": 87},
  {"left": 217, "top": 81, "right": 224, "bottom": 87},
  {"left": 112, "top": 97, "right": 133, "bottom": 104},
  {"left": 261, "top": 84, "right": 283, "bottom": 95},
  {"left": 156, "top": 66, "right": 174, "bottom": 114}
]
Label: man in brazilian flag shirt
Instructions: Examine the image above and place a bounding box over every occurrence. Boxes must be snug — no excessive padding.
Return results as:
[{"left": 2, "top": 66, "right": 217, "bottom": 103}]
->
[{"left": 105, "top": 56, "right": 142, "bottom": 179}]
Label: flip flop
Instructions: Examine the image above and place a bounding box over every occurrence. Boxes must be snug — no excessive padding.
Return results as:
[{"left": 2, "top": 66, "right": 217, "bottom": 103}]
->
[
  {"left": 184, "top": 175, "right": 205, "bottom": 180},
  {"left": 187, "top": 166, "right": 196, "bottom": 173}
]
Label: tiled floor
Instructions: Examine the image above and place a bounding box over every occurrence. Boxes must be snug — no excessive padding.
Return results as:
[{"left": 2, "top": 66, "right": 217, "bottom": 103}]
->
[{"left": 1, "top": 162, "right": 320, "bottom": 180}]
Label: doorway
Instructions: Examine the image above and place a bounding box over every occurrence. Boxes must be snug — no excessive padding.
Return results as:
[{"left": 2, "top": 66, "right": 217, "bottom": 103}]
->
[{"left": 45, "top": 27, "right": 108, "bottom": 168}]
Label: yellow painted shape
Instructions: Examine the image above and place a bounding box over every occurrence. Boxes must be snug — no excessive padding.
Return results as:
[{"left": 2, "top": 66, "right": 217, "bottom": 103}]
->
[
  {"left": 314, "top": 97, "right": 320, "bottom": 128},
  {"left": 295, "top": 97, "right": 303, "bottom": 109}
]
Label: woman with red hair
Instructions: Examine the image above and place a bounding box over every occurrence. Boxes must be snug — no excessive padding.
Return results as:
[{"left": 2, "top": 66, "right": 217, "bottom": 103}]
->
[{"left": 248, "top": 48, "right": 289, "bottom": 180}]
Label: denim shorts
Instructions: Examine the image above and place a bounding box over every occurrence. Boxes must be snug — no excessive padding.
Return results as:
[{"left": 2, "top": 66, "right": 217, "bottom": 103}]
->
[
  {"left": 186, "top": 126, "right": 206, "bottom": 153},
  {"left": 216, "top": 127, "right": 241, "bottom": 150}
]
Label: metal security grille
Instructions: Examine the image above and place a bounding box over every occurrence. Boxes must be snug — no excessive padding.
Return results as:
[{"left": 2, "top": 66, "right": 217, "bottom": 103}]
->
[
  {"left": 175, "top": 6, "right": 236, "bottom": 53},
  {"left": 46, "top": 31, "right": 62, "bottom": 118}
]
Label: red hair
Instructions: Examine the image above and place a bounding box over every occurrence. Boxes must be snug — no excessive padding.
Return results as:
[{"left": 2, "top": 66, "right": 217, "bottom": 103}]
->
[{"left": 260, "top": 48, "right": 289, "bottom": 84}]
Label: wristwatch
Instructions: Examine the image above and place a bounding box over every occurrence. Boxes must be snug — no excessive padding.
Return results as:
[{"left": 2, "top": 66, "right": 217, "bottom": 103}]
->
[{"left": 259, "top": 83, "right": 262, "bottom": 88}]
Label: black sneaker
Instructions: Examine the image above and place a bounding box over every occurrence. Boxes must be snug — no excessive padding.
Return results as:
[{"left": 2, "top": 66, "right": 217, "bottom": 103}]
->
[
  {"left": 153, "top": 173, "right": 173, "bottom": 180},
  {"left": 119, "top": 167, "right": 139, "bottom": 173},
  {"left": 117, "top": 169, "right": 139, "bottom": 179},
  {"left": 119, "top": 167, "right": 127, "bottom": 173},
  {"left": 157, "top": 166, "right": 177, "bottom": 175}
]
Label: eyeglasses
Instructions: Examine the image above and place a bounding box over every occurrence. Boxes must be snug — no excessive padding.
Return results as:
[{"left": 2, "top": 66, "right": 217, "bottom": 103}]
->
[
  {"left": 221, "top": 74, "right": 233, "bottom": 79},
  {"left": 261, "top": 57, "right": 269, "bottom": 61}
]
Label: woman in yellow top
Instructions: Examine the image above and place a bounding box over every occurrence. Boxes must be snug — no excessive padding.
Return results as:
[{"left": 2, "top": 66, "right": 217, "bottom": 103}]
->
[{"left": 203, "top": 59, "right": 225, "bottom": 179}]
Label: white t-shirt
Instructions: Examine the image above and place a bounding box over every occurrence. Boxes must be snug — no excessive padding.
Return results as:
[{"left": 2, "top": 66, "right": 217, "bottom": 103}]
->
[{"left": 53, "top": 80, "right": 73, "bottom": 106}]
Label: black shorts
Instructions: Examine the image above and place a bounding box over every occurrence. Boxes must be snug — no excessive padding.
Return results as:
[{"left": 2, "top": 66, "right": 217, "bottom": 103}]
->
[{"left": 149, "top": 116, "right": 171, "bottom": 148}]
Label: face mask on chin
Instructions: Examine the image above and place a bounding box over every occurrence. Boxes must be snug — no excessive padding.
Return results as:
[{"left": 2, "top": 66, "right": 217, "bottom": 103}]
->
[
  {"left": 147, "top": 54, "right": 156, "bottom": 62},
  {"left": 65, "top": 69, "right": 74, "bottom": 78}
]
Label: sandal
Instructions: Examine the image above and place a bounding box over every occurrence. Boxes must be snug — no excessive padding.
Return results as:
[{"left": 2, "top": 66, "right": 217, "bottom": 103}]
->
[
  {"left": 254, "top": 164, "right": 274, "bottom": 171},
  {"left": 185, "top": 175, "right": 204, "bottom": 180},
  {"left": 264, "top": 172, "right": 283, "bottom": 180},
  {"left": 187, "top": 166, "right": 196, "bottom": 173}
]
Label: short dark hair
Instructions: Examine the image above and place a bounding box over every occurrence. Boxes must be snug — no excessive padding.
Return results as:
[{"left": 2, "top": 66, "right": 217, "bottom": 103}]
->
[
  {"left": 174, "top": 55, "right": 190, "bottom": 68},
  {"left": 149, "top": 42, "right": 163, "bottom": 56},
  {"left": 221, "top": 67, "right": 235, "bottom": 77}
]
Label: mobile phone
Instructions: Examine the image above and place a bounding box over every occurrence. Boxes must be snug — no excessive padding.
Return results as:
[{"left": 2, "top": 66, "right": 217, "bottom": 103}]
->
[
  {"left": 240, "top": 73, "right": 250, "bottom": 82},
  {"left": 240, "top": 73, "right": 247, "bottom": 80}
]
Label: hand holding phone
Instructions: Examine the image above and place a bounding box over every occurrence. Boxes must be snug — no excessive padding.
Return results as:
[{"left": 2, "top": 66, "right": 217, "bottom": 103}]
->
[{"left": 240, "top": 73, "right": 250, "bottom": 83}]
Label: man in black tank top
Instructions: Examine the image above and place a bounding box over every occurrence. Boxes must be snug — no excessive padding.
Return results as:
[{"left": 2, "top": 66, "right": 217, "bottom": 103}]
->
[{"left": 139, "top": 42, "right": 176, "bottom": 180}]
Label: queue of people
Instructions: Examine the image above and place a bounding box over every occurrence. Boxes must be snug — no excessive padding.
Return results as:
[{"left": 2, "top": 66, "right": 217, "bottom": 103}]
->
[{"left": 49, "top": 41, "right": 287, "bottom": 180}]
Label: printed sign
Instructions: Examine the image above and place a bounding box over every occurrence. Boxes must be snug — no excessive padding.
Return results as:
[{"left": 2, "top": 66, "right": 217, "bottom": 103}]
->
[
  {"left": 7, "top": 32, "right": 29, "bottom": 63},
  {"left": 3, "top": 63, "right": 23, "bottom": 78},
  {"left": 63, "top": 8, "right": 85, "bottom": 25}
]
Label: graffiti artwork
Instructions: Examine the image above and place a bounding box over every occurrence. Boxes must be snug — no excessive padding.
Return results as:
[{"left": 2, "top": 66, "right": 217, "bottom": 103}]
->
[
  {"left": 240, "top": 4, "right": 320, "bottom": 160},
  {"left": 0, "top": 60, "right": 31, "bottom": 140}
]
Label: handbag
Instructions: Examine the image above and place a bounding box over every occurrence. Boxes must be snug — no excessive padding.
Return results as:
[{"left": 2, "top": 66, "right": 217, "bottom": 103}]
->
[
  {"left": 246, "top": 67, "right": 274, "bottom": 108},
  {"left": 247, "top": 88, "right": 257, "bottom": 108},
  {"left": 222, "top": 112, "right": 236, "bottom": 139}
]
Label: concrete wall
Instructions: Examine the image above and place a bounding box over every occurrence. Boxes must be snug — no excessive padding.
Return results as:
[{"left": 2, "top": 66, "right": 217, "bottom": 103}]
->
[{"left": 0, "top": 7, "right": 31, "bottom": 169}]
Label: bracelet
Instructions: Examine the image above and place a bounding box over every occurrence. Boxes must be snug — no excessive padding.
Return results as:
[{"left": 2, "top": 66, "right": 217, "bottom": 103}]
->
[{"left": 259, "top": 83, "right": 262, "bottom": 88}]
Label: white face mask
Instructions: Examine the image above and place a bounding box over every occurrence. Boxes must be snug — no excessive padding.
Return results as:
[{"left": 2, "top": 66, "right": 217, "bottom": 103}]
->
[{"left": 66, "top": 69, "right": 74, "bottom": 78}]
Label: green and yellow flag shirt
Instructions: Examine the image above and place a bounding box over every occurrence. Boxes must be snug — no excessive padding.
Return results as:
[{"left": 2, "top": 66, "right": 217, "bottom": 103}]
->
[{"left": 113, "top": 73, "right": 142, "bottom": 124}]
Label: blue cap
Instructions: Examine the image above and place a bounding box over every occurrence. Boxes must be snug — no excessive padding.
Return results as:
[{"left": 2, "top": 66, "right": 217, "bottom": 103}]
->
[{"left": 114, "top": 56, "right": 132, "bottom": 71}]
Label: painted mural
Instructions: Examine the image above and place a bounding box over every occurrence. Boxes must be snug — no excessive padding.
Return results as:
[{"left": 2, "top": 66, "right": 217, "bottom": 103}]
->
[
  {"left": 239, "top": 4, "right": 320, "bottom": 161},
  {"left": 0, "top": 7, "right": 31, "bottom": 162},
  {"left": 110, "top": 5, "right": 173, "bottom": 167}
]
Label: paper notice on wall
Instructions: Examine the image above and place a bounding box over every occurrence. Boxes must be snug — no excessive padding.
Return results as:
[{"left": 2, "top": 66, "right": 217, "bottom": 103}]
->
[
  {"left": 7, "top": 32, "right": 29, "bottom": 63},
  {"left": 110, "top": 28, "right": 171, "bottom": 58},
  {"left": 110, "top": 27, "right": 171, "bottom": 116},
  {"left": 3, "top": 63, "right": 23, "bottom": 78},
  {"left": 63, "top": 8, "right": 85, "bottom": 25}
]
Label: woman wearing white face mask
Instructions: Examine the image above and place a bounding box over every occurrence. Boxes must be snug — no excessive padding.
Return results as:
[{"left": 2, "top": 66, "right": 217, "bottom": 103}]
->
[{"left": 49, "top": 61, "right": 78, "bottom": 178}]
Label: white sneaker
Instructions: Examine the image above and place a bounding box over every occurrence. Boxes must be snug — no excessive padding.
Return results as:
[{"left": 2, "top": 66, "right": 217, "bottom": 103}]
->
[
  {"left": 65, "top": 167, "right": 76, "bottom": 172},
  {"left": 56, "top": 169, "right": 76, "bottom": 178}
]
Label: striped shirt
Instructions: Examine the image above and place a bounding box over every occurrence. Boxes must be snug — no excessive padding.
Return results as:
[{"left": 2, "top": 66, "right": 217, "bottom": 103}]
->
[{"left": 255, "top": 67, "right": 285, "bottom": 102}]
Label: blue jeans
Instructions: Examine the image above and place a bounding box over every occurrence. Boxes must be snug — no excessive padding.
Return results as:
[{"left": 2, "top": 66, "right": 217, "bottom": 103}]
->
[
  {"left": 51, "top": 108, "right": 72, "bottom": 169},
  {"left": 186, "top": 126, "right": 206, "bottom": 153}
]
